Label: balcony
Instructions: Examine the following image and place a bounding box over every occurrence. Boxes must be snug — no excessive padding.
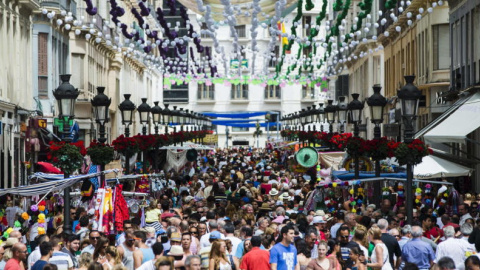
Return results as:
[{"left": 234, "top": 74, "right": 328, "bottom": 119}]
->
[
  {"left": 19, "top": 0, "right": 40, "bottom": 11},
  {"left": 77, "top": 8, "right": 117, "bottom": 40},
  {"left": 40, "top": 0, "right": 77, "bottom": 17}
]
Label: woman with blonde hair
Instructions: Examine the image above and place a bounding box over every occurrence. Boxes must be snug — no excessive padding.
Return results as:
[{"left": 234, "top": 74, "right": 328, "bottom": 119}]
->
[
  {"left": 307, "top": 240, "right": 337, "bottom": 270},
  {"left": 209, "top": 240, "right": 231, "bottom": 270},
  {"left": 78, "top": 253, "right": 93, "bottom": 270},
  {"left": 104, "top": 246, "right": 122, "bottom": 269},
  {"left": 352, "top": 225, "right": 369, "bottom": 262},
  {"left": 366, "top": 227, "right": 392, "bottom": 270}
]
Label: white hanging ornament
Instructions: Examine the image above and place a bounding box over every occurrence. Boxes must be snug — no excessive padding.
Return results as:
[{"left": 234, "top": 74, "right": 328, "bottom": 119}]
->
[
  {"left": 407, "top": 12, "right": 412, "bottom": 18},
  {"left": 56, "top": 19, "right": 63, "bottom": 26},
  {"left": 407, "top": 20, "right": 413, "bottom": 26},
  {"left": 372, "top": 35, "right": 377, "bottom": 40},
  {"left": 381, "top": 18, "right": 387, "bottom": 25},
  {"left": 427, "top": 7, "right": 433, "bottom": 13},
  {"left": 416, "top": 14, "right": 422, "bottom": 20},
  {"left": 47, "top": 13, "right": 54, "bottom": 19},
  {"left": 419, "top": 8, "right": 424, "bottom": 13},
  {"left": 64, "top": 24, "right": 71, "bottom": 30},
  {"left": 374, "top": 23, "right": 380, "bottom": 28},
  {"left": 378, "top": 11, "right": 383, "bottom": 16},
  {"left": 432, "top": 2, "right": 437, "bottom": 7},
  {"left": 398, "top": 7, "right": 404, "bottom": 13},
  {"left": 75, "top": 29, "right": 81, "bottom": 35},
  {"left": 85, "top": 33, "right": 91, "bottom": 39},
  {"left": 406, "top": 0, "right": 411, "bottom": 5},
  {"left": 42, "top": 9, "right": 48, "bottom": 14},
  {"left": 396, "top": 26, "right": 401, "bottom": 32},
  {"left": 438, "top": 0, "right": 443, "bottom": 5},
  {"left": 384, "top": 31, "right": 390, "bottom": 37}
]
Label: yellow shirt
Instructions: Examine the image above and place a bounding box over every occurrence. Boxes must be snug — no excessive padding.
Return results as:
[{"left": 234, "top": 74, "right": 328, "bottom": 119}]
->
[{"left": 145, "top": 209, "right": 161, "bottom": 223}]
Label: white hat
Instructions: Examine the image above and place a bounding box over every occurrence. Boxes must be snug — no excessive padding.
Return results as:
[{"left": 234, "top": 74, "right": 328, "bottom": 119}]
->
[
  {"left": 315, "top": 210, "right": 326, "bottom": 216},
  {"left": 87, "top": 209, "right": 95, "bottom": 216},
  {"left": 185, "top": 196, "right": 194, "bottom": 203},
  {"left": 230, "top": 170, "right": 236, "bottom": 174},
  {"left": 269, "top": 188, "right": 279, "bottom": 196},
  {"left": 310, "top": 216, "right": 325, "bottom": 225}
]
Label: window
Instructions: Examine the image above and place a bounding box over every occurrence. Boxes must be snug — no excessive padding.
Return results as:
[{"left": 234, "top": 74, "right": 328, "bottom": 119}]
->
[
  {"left": 265, "top": 85, "right": 281, "bottom": 99},
  {"left": 234, "top": 25, "right": 246, "bottom": 38},
  {"left": 232, "top": 127, "right": 249, "bottom": 132},
  {"left": 302, "top": 16, "right": 312, "bottom": 36},
  {"left": 231, "top": 84, "right": 249, "bottom": 100},
  {"left": 71, "top": 54, "right": 85, "bottom": 90},
  {"left": 433, "top": 24, "right": 450, "bottom": 70},
  {"left": 269, "top": 46, "right": 279, "bottom": 68},
  {"left": 198, "top": 83, "right": 215, "bottom": 100},
  {"left": 302, "top": 85, "right": 315, "bottom": 99},
  {"left": 37, "top": 33, "right": 48, "bottom": 99}
]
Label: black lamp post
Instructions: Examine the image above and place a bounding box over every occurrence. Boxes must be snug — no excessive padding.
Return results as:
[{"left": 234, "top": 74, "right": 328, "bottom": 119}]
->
[
  {"left": 53, "top": 74, "right": 79, "bottom": 236},
  {"left": 150, "top": 101, "right": 162, "bottom": 172},
  {"left": 367, "top": 84, "right": 387, "bottom": 206},
  {"left": 398, "top": 75, "right": 422, "bottom": 225},
  {"left": 91, "top": 87, "right": 111, "bottom": 144},
  {"left": 151, "top": 101, "right": 162, "bottom": 135},
  {"left": 316, "top": 103, "right": 325, "bottom": 132},
  {"left": 162, "top": 104, "right": 172, "bottom": 134},
  {"left": 118, "top": 94, "right": 136, "bottom": 175},
  {"left": 348, "top": 93, "right": 364, "bottom": 179},
  {"left": 137, "top": 98, "right": 151, "bottom": 136},
  {"left": 337, "top": 96, "right": 348, "bottom": 133},
  {"left": 325, "top": 99, "right": 337, "bottom": 134},
  {"left": 91, "top": 86, "right": 111, "bottom": 198}
]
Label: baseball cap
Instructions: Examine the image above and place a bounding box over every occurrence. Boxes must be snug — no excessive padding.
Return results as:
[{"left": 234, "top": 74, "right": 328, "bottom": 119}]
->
[{"left": 209, "top": 231, "right": 221, "bottom": 240}]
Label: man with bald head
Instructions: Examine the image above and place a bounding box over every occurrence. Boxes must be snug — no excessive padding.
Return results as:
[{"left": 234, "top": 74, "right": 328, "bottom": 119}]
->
[
  {"left": 9, "top": 230, "right": 23, "bottom": 243},
  {"left": 5, "top": 242, "right": 27, "bottom": 270}
]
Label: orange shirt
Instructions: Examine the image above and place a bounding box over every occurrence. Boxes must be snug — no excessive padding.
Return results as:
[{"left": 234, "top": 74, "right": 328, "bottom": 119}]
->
[{"left": 240, "top": 247, "right": 270, "bottom": 270}]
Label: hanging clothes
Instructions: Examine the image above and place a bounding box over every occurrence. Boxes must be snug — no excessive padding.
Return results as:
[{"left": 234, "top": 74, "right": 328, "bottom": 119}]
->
[
  {"left": 93, "top": 188, "right": 105, "bottom": 231},
  {"left": 165, "top": 150, "right": 188, "bottom": 172},
  {"left": 102, "top": 188, "right": 114, "bottom": 234},
  {"left": 114, "top": 184, "right": 130, "bottom": 232},
  {"left": 135, "top": 175, "right": 150, "bottom": 193}
]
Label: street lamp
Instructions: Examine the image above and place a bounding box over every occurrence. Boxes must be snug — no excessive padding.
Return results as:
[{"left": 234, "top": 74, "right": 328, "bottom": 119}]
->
[
  {"left": 137, "top": 98, "right": 151, "bottom": 136},
  {"left": 118, "top": 94, "right": 136, "bottom": 138},
  {"left": 337, "top": 96, "right": 348, "bottom": 133},
  {"left": 53, "top": 74, "right": 79, "bottom": 236},
  {"left": 91, "top": 87, "right": 111, "bottom": 144},
  {"left": 348, "top": 93, "right": 364, "bottom": 179},
  {"left": 398, "top": 75, "right": 422, "bottom": 225},
  {"left": 162, "top": 104, "right": 172, "bottom": 133},
  {"left": 151, "top": 101, "right": 162, "bottom": 135},
  {"left": 324, "top": 99, "right": 337, "bottom": 134},
  {"left": 118, "top": 94, "right": 136, "bottom": 175},
  {"left": 367, "top": 84, "right": 387, "bottom": 207},
  {"left": 316, "top": 103, "right": 325, "bottom": 132}
]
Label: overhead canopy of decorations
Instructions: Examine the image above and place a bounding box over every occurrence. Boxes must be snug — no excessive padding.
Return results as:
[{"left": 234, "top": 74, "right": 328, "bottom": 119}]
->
[{"left": 2, "top": 170, "right": 117, "bottom": 197}]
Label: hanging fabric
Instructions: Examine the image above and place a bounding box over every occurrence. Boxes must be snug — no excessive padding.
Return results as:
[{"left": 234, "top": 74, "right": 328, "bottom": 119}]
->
[
  {"left": 114, "top": 184, "right": 130, "bottom": 232},
  {"left": 93, "top": 188, "right": 105, "bottom": 231},
  {"left": 101, "top": 188, "right": 114, "bottom": 234},
  {"left": 165, "top": 150, "right": 188, "bottom": 172}
]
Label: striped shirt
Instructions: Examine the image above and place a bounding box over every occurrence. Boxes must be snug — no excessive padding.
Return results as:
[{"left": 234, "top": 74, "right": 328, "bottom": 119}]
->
[{"left": 49, "top": 251, "right": 73, "bottom": 270}]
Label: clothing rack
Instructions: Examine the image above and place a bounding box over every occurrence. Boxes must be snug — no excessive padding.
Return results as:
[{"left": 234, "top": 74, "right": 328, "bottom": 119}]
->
[
  {"left": 69, "top": 191, "right": 148, "bottom": 197},
  {"left": 105, "top": 173, "right": 165, "bottom": 182}
]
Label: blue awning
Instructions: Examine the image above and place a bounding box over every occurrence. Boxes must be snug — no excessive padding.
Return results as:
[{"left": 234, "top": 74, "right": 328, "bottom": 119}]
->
[
  {"left": 203, "top": 111, "right": 268, "bottom": 118},
  {"left": 332, "top": 171, "right": 407, "bottom": 180}
]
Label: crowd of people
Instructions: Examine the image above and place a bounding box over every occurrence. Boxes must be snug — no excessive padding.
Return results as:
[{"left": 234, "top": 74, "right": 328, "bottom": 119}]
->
[{"left": 2, "top": 148, "right": 480, "bottom": 270}]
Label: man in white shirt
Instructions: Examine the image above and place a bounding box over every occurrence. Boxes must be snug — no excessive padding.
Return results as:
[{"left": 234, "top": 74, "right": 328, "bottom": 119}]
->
[
  {"left": 223, "top": 223, "right": 241, "bottom": 255},
  {"left": 28, "top": 234, "right": 50, "bottom": 270},
  {"left": 459, "top": 203, "right": 473, "bottom": 226},
  {"left": 49, "top": 236, "right": 74, "bottom": 270},
  {"left": 434, "top": 226, "right": 474, "bottom": 270}
]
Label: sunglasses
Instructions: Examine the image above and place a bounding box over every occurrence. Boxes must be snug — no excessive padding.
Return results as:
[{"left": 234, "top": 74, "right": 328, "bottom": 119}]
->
[
  {"left": 340, "top": 236, "right": 349, "bottom": 239},
  {"left": 90, "top": 237, "right": 100, "bottom": 240},
  {"left": 127, "top": 239, "right": 135, "bottom": 242},
  {"left": 190, "top": 231, "right": 198, "bottom": 234}
]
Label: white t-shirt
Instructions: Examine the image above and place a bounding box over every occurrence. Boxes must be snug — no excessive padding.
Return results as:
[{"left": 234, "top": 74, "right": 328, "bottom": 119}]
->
[{"left": 137, "top": 259, "right": 156, "bottom": 270}]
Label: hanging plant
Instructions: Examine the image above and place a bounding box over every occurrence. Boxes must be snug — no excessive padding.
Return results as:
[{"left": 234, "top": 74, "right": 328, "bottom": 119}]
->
[
  {"left": 364, "top": 137, "right": 397, "bottom": 161},
  {"left": 47, "top": 141, "right": 87, "bottom": 174},
  {"left": 345, "top": 137, "right": 367, "bottom": 157},
  {"left": 394, "top": 139, "right": 432, "bottom": 166},
  {"left": 87, "top": 140, "right": 114, "bottom": 166},
  {"left": 112, "top": 135, "right": 140, "bottom": 156}
]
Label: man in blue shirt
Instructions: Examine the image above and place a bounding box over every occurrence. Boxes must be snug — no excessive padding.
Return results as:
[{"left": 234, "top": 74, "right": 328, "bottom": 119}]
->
[
  {"left": 402, "top": 226, "right": 435, "bottom": 270},
  {"left": 270, "top": 225, "right": 299, "bottom": 270}
]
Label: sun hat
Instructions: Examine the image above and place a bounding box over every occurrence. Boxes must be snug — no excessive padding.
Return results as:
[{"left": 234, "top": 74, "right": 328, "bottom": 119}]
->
[
  {"left": 259, "top": 203, "right": 272, "bottom": 211},
  {"left": 279, "top": 193, "right": 291, "bottom": 201},
  {"left": 315, "top": 210, "right": 326, "bottom": 216},
  {"left": 269, "top": 188, "right": 279, "bottom": 196},
  {"left": 170, "top": 232, "right": 182, "bottom": 242},
  {"left": 168, "top": 245, "right": 184, "bottom": 260},
  {"left": 185, "top": 196, "right": 194, "bottom": 203},
  {"left": 310, "top": 216, "right": 326, "bottom": 225}
]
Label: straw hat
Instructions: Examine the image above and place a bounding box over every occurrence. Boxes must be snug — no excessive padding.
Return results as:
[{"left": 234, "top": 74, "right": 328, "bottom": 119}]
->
[
  {"left": 259, "top": 203, "right": 272, "bottom": 211},
  {"left": 269, "top": 188, "right": 279, "bottom": 196}
]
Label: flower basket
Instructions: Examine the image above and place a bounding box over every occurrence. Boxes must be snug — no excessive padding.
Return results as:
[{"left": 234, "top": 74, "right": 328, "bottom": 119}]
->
[
  {"left": 112, "top": 135, "right": 139, "bottom": 156},
  {"left": 134, "top": 134, "right": 156, "bottom": 151},
  {"left": 47, "top": 141, "right": 87, "bottom": 174},
  {"left": 87, "top": 140, "right": 114, "bottom": 166},
  {"left": 345, "top": 137, "right": 367, "bottom": 157},
  {"left": 394, "top": 139, "right": 431, "bottom": 165},
  {"left": 364, "top": 137, "right": 396, "bottom": 161}
]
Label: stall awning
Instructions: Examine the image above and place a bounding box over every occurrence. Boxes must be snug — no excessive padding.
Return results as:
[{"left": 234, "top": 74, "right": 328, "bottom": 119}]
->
[
  {"left": 424, "top": 92, "right": 480, "bottom": 143},
  {"left": 413, "top": 155, "right": 472, "bottom": 179}
]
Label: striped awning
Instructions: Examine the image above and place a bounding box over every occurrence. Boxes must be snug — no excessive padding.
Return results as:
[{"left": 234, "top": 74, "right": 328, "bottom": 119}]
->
[{"left": 3, "top": 170, "right": 117, "bottom": 197}]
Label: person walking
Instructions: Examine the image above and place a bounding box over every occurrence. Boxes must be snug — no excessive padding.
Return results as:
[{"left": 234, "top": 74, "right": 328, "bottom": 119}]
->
[
  {"left": 239, "top": 236, "right": 269, "bottom": 270},
  {"left": 31, "top": 242, "right": 53, "bottom": 270},
  {"left": 366, "top": 227, "right": 392, "bottom": 270},
  {"left": 307, "top": 240, "right": 337, "bottom": 270},
  {"left": 5, "top": 243, "right": 28, "bottom": 270},
  {"left": 401, "top": 226, "right": 435, "bottom": 270},
  {"left": 270, "top": 225, "right": 299, "bottom": 270},
  {"left": 209, "top": 240, "right": 231, "bottom": 270}
]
